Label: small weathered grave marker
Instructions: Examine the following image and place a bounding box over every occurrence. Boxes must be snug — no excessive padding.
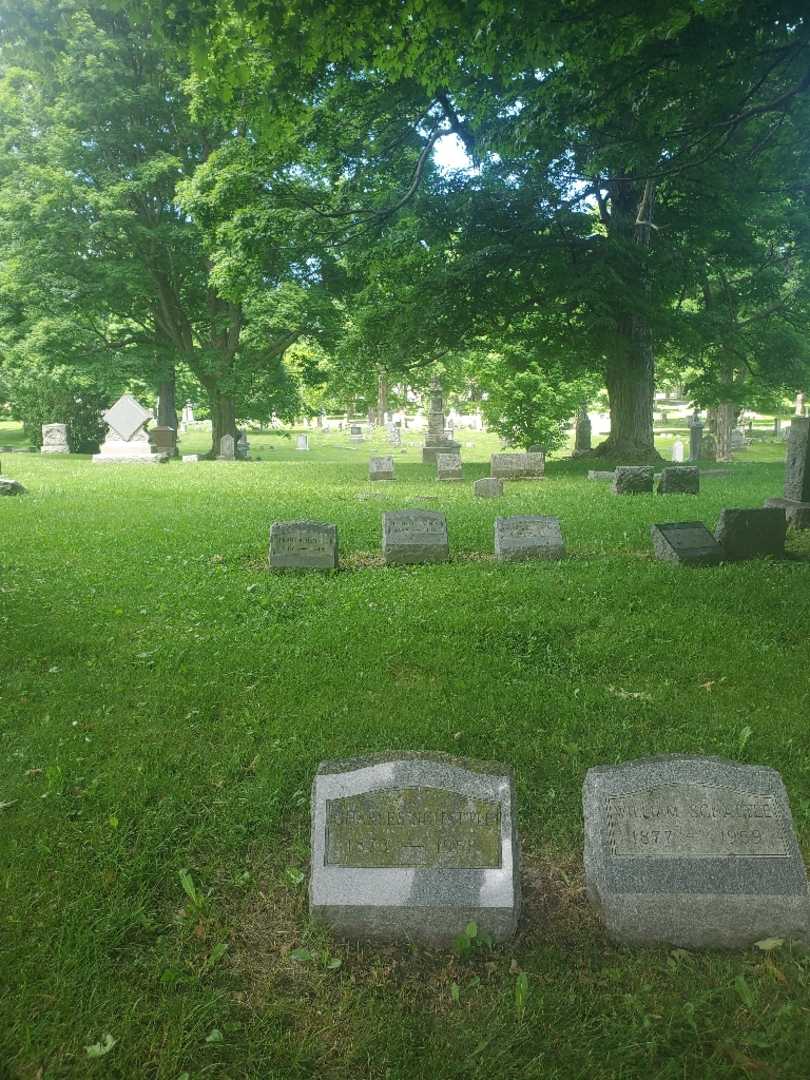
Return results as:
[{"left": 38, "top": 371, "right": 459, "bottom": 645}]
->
[
  {"left": 490, "top": 452, "right": 545, "bottom": 480},
  {"left": 269, "top": 521, "right": 338, "bottom": 570},
  {"left": 436, "top": 452, "right": 463, "bottom": 481},
  {"left": 650, "top": 522, "right": 722, "bottom": 566},
  {"left": 369, "top": 456, "right": 395, "bottom": 481},
  {"left": 474, "top": 477, "right": 503, "bottom": 498},
  {"left": 495, "top": 516, "right": 565, "bottom": 561},
  {"left": 382, "top": 510, "right": 449, "bottom": 565},
  {"left": 715, "top": 507, "right": 786, "bottom": 560},
  {"left": 657, "top": 466, "right": 699, "bottom": 495},
  {"left": 613, "top": 466, "right": 654, "bottom": 494}
]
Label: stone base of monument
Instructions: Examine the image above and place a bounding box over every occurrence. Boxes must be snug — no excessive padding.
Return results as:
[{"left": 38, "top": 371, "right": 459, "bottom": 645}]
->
[
  {"left": 764, "top": 496, "right": 810, "bottom": 530},
  {"left": 584, "top": 755, "right": 810, "bottom": 949},
  {"left": 422, "top": 440, "right": 461, "bottom": 465},
  {"left": 92, "top": 441, "right": 168, "bottom": 463},
  {"left": 309, "top": 754, "right": 520, "bottom": 946}
]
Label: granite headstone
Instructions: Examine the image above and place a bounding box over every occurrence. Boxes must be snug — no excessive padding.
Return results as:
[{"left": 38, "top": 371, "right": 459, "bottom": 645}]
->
[
  {"left": 269, "top": 520, "right": 338, "bottom": 570},
  {"left": 382, "top": 510, "right": 449, "bottom": 565},
  {"left": 494, "top": 516, "right": 565, "bottom": 561},
  {"left": 657, "top": 466, "right": 699, "bottom": 495},
  {"left": 369, "top": 456, "right": 395, "bottom": 481},
  {"left": 613, "top": 466, "right": 654, "bottom": 495},
  {"left": 436, "top": 453, "right": 463, "bottom": 481},
  {"left": 583, "top": 755, "right": 810, "bottom": 948},
  {"left": 490, "top": 452, "right": 545, "bottom": 480},
  {"left": 473, "top": 477, "right": 503, "bottom": 498},
  {"left": 715, "top": 507, "right": 786, "bottom": 560},
  {"left": 309, "top": 753, "right": 520, "bottom": 945},
  {"left": 650, "top": 522, "right": 722, "bottom": 566}
]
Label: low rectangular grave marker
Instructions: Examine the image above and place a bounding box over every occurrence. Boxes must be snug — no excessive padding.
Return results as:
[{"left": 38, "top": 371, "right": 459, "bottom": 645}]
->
[
  {"left": 583, "top": 755, "right": 810, "bottom": 948},
  {"left": 269, "top": 520, "right": 338, "bottom": 570},
  {"left": 382, "top": 510, "right": 449, "bottom": 565},
  {"left": 310, "top": 753, "right": 520, "bottom": 944},
  {"left": 490, "top": 452, "right": 544, "bottom": 479},
  {"left": 436, "top": 452, "right": 462, "bottom": 481},
  {"left": 369, "top": 456, "right": 395, "bottom": 481},
  {"left": 715, "top": 507, "right": 786, "bottom": 560},
  {"left": 613, "top": 466, "right": 654, "bottom": 494},
  {"left": 495, "top": 515, "right": 565, "bottom": 561},
  {"left": 650, "top": 522, "right": 722, "bottom": 566},
  {"left": 657, "top": 466, "right": 699, "bottom": 495},
  {"left": 474, "top": 477, "right": 503, "bottom": 498}
]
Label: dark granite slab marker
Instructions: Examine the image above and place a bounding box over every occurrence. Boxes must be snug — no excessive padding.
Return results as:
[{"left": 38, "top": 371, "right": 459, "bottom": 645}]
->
[
  {"left": 764, "top": 496, "right": 810, "bottom": 531},
  {"left": 650, "top": 522, "right": 722, "bottom": 566},
  {"left": 583, "top": 755, "right": 810, "bottom": 948},
  {"left": 310, "top": 754, "right": 520, "bottom": 945},
  {"left": 715, "top": 507, "right": 786, "bottom": 560},
  {"left": 495, "top": 515, "right": 565, "bottom": 561},
  {"left": 657, "top": 466, "right": 699, "bottom": 495},
  {"left": 613, "top": 466, "right": 654, "bottom": 494},
  {"left": 382, "top": 510, "right": 449, "bottom": 565},
  {"left": 269, "top": 520, "right": 338, "bottom": 570}
]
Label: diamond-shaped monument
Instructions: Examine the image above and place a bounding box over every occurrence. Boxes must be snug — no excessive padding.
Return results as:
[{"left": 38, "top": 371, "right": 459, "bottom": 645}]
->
[{"left": 102, "top": 394, "right": 152, "bottom": 441}]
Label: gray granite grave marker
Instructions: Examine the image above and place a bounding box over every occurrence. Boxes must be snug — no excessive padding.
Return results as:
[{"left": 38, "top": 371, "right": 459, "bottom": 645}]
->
[
  {"left": 495, "top": 516, "right": 565, "bottom": 561},
  {"left": 583, "top": 755, "right": 810, "bottom": 948},
  {"left": 269, "top": 520, "right": 338, "bottom": 570},
  {"left": 218, "top": 434, "right": 235, "bottom": 460},
  {"left": 296, "top": 434, "right": 309, "bottom": 451},
  {"left": 490, "top": 452, "right": 545, "bottom": 480},
  {"left": 650, "top": 522, "right": 722, "bottom": 566},
  {"left": 369, "top": 456, "right": 395, "bottom": 481},
  {"left": 613, "top": 466, "right": 654, "bottom": 494},
  {"left": 382, "top": 510, "right": 449, "bottom": 565},
  {"left": 715, "top": 507, "right": 786, "bottom": 560},
  {"left": 657, "top": 466, "right": 699, "bottom": 495},
  {"left": 41, "top": 423, "right": 69, "bottom": 454},
  {"left": 309, "top": 753, "right": 520, "bottom": 945},
  {"left": 473, "top": 477, "right": 503, "bottom": 498},
  {"left": 436, "top": 452, "right": 463, "bottom": 481}
]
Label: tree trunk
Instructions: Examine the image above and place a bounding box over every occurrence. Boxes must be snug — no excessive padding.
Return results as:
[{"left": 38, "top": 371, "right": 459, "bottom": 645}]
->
[
  {"left": 376, "top": 369, "right": 388, "bottom": 426},
  {"left": 204, "top": 382, "right": 237, "bottom": 457},
  {"left": 715, "top": 401, "right": 735, "bottom": 461},
  {"left": 574, "top": 403, "right": 592, "bottom": 454},
  {"left": 594, "top": 316, "right": 659, "bottom": 460}
]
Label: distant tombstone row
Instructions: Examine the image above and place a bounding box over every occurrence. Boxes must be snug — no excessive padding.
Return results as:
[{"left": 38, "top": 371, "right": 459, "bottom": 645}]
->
[
  {"left": 268, "top": 511, "right": 567, "bottom": 569},
  {"left": 613, "top": 466, "right": 699, "bottom": 495},
  {"left": 309, "top": 752, "right": 809, "bottom": 948},
  {"left": 652, "top": 507, "right": 787, "bottom": 566}
]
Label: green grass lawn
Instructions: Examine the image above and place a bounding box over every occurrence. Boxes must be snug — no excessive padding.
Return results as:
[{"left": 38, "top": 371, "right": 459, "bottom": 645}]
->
[{"left": 2, "top": 425, "right": 809, "bottom": 1079}]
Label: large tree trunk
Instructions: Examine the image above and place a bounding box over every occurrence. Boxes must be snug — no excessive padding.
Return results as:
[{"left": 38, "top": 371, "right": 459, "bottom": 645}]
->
[
  {"left": 203, "top": 381, "right": 237, "bottom": 457},
  {"left": 715, "top": 401, "right": 735, "bottom": 462},
  {"left": 594, "top": 315, "right": 659, "bottom": 460}
]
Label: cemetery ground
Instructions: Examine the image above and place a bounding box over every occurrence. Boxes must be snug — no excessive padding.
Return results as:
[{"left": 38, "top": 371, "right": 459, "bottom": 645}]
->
[{"left": 2, "top": 425, "right": 810, "bottom": 1080}]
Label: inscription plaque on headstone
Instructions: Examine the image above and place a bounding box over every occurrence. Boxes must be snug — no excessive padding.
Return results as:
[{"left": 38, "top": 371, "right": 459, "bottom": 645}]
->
[
  {"left": 583, "top": 755, "right": 810, "bottom": 948},
  {"left": 269, "top": 520, "right": 338, "bottom": 570},
  {"left": 495, "top": 515, "right": 565, "bottom": 561},
  {"left": 650, "top": 522, "right": 723, "bottom": 566},
  {"left": 310, "top": 754, "right": 520, "bottom": 945},
  {"left": 382, "top": 510, "right": 449, "bottom": 565}
]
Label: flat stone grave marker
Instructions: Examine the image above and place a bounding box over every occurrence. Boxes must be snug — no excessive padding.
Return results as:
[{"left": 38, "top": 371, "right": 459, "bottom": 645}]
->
[
  {"left": 495, "top": 515, "right": 565, "bottom": 562},
  {"left": 613, "top": 466, "right": 654, "bottom": 494},
  {"left": 587, "top": 470, "right": 615, "bottom": 482},
  {"left": 382, "top": 510, "right": 449, "bottom": 565},
  {"left": 715, "top": 507, "right": 786, "bottom": 560},
  {"left": 657, "top": 466, "right": 699, "bottom": 495},
  {"left": 490, "top": 452, "right": 545, "bottom": 479},
  {"left": 309, "top": 753, "right": 520, "bottom": 945},
  {"left": 436, "top": 452, "right": 463, "bottom": 481},
  {"left": 369, "top": 456, "right": 395, "bottom": 481},
  {"left": 0, "top": 477, "right": 26, "bottom": 496},
  {"left": 583, "top": 754, "right": 810, "bottom": 948},
  {"left": 474, "top": 477, "right": 503, "bottom": 498},
  {"left": 269, "top": 520, "right": 338, "bottom": 570},
  {"left": 650, "top": 522, "right": 722, "bottom": 566},
  {"left": 181, "top": 454, "right": 199, "bottom": 463}
]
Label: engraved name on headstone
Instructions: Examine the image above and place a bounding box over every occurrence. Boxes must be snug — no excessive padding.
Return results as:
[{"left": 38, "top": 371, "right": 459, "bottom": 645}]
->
[
  {"left": 494, "top": 515, "right": 565, "bottom": 561},
  {"left": 269, "top": 520, "right": 338, "bottom": 570},
  {"left": 382, "top": 510, "right": 449, "bottom": 565},
  {"left": 310, "top": 754, "right": 520, "bottom": 944},
  {"left": 369, "top": 456, "right": 395, "bottom": 481},
  {"left": 490, "top": 452, "right": 545, "bottom": 479},
  {"left": 583, "top": 755, "right": 810, "bottom": 948}
]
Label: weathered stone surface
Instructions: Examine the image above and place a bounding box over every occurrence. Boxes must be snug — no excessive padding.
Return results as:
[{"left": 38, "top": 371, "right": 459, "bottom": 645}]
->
[
  {"left": 269, "top": 520, "right": 338, "bottom": 570},
  {"left": 764, "top": 496, "right": 810, "bottom": 530},
  {"left": 784, "top": 416, "right": 810, "bottom": 503},
  {"left": 671, "top": 438, "right": 685, "bottom": 463},
  {"left": 436, "top": 453, "right": 463, "bottom": 481},
  {"left": 237, "top": 432, "right": 250, "bottom": 459},
  {"left": 382, "top": 510, "right": 449, "bottom": 565},
  {"left": 296, "top": 434, "right": 310, "bottom": 451},
  {"left": 688, "top": 417, "right": 704, "bottom": 462},
  {"left": 41, "top": 423, "right": 69, "bottom": 454},
  {"left": 495, "top": 515, "right": 565, "bottom": 561},
  {"left": 218, "top": 434, "right": 235, "bottom": 460},
  {"left": 650, "top": 522, "right": 723, "bottom": 566},
  {"left": 715, "top": 507, "right": 786, "bottom": 560},
  {"left": 0, "top": 476, "right": 26, "bottom": 496},
  {"left": 583, "top": 755, "right": 810, "bottom": 948},
  {"left": 490, "top": 452, "right": 545, "bottom": 480},
  {"left": 93, "top": 394, "right": 165, "bottom": 463},
  {"left": 587, "top": 470, "right": 615, "bottom": 482},
  {"left": 473, "top": 477, "right": 503, "bottom": 498},
  {"left": 181, "top": 454, "right": 199, "bottom": 463},
  {"left": 657, "top": 466, "right": 699, "bottom": 495},
  {"left": 149, "top": 426, "right": 177, "bottom": 458},
  {"left": 369, "top": 456, "right": 395, "bottom": 481},
  {"left": 730, "top": 428, "right": 748, "bottom": 450},
  {"left": 612, "top": 466, "right": 654, "bottom": 495},
  {"left": 310, "top": 753, "right": 520, "bottom": 945}
]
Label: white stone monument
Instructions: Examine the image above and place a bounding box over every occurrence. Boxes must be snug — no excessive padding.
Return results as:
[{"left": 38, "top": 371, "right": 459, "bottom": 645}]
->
[
  {"left": 93, "top": 395, "right": 165, "bottom": 463},
  {"left": 41, "top": 423, "right": 69, "bottom": 454},
  {"left": 671, "top": 437, "right": 684, "bottom": 462}
]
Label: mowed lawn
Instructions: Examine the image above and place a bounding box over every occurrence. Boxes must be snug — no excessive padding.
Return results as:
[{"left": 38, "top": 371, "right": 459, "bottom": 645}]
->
[{"left": 1, "top": 426, "right": 810, "bottom": 1079}]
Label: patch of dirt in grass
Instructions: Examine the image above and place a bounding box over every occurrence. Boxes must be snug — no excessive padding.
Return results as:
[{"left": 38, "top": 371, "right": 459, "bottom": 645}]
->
[
  {"left": 517, "top": 849, "right": 600, "bottom": 947},
  {"left": 341, "top": 551, "right": 386, "bottom": 570}
]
